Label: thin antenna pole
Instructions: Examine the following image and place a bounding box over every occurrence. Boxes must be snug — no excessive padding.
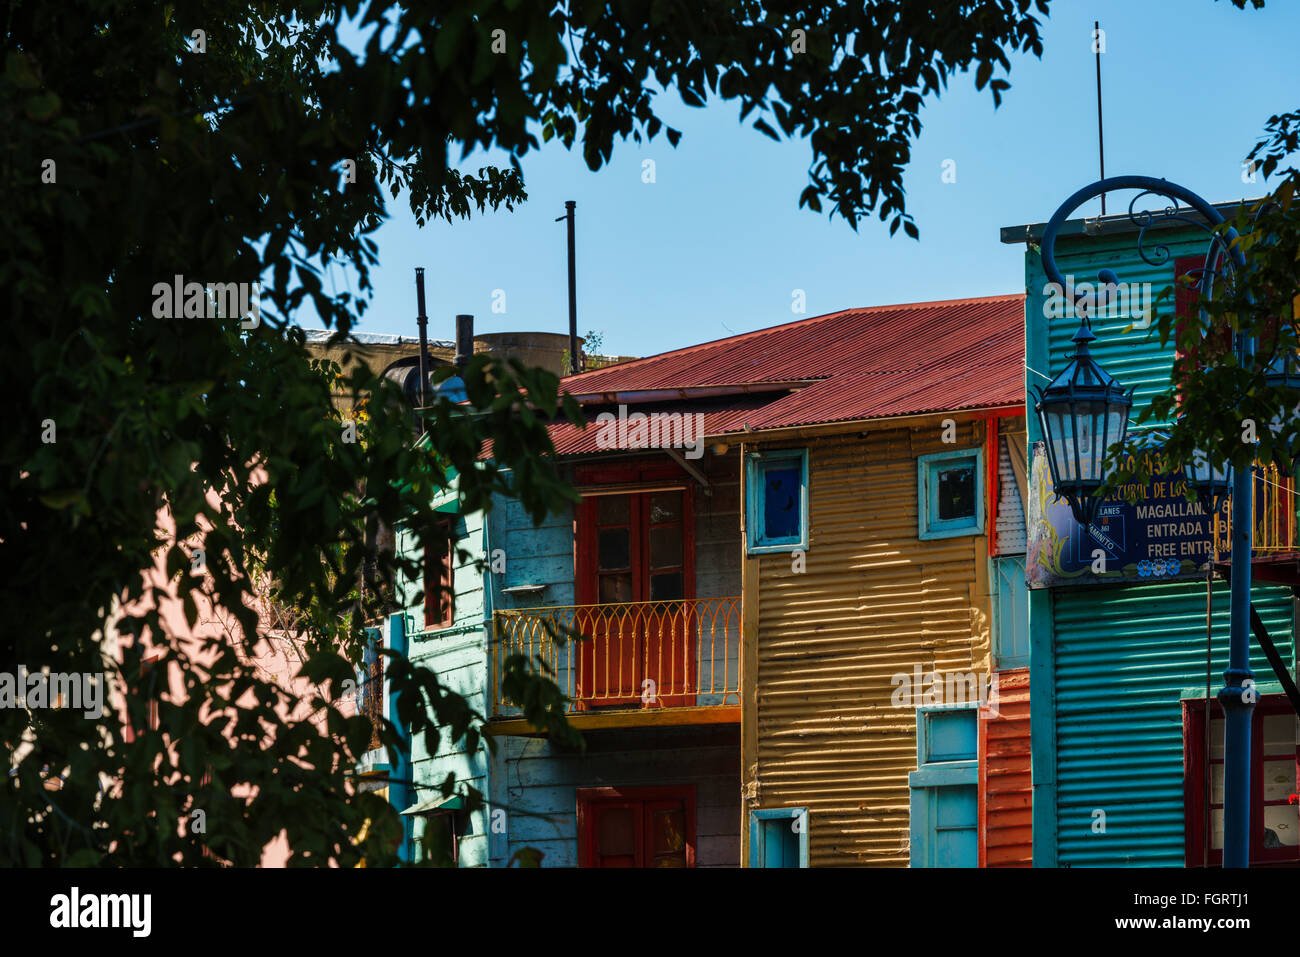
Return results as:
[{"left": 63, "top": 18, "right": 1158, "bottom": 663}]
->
[
  {"left": 556, "top": 200, "right": 578, "bottom": 374},
  {"left": 415, "top": 267, "right": 429, "bottom": 408},
  {"left": 1095, "top": 20, "right": 1106, "bottom": 215}
]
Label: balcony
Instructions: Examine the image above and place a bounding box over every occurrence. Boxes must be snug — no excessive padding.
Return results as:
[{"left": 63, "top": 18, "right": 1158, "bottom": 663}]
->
[
  {"left": 1211, "top": 463, "right": 1300, "bottom": 585},
  {"left": 489, "top": 597, "right": 742, "bottom": 733},
  {"left": 1210, "top": 463, "right": 1297, "bottom": 554}
]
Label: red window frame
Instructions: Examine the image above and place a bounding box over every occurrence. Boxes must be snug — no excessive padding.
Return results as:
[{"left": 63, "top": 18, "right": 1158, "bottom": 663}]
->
[
  {"left": 423, "top": 516, "right": 455, "bottom": 630},
  {"left": 572, "top": 459, "right": 695, "bottom": 605},
  {"left": 576, "top": 785, "right": 697, "bottom": 868},
  {"left": 1183, "top": 694, "right": 1300, "bottom": 867},
  {"left": 572, "top": 459, "right": 697, "bottom": 707},
  {"left": 360, "top": 632, "right": 384, "bottom": 752},
  {"left": 1173, "top": 254, "right": 1234, "bottom": 403},
  {"left": 121, "top": 651, "right": 163, "bottom": 744},
  {"left": 1173, "top": 254, "right": 1286, "bottom": 404}
]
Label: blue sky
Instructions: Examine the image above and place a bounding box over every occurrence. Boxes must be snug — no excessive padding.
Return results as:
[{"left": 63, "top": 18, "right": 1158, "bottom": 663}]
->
[{"left": 324, "top": 0, "right": 1297, "bottom": 359}]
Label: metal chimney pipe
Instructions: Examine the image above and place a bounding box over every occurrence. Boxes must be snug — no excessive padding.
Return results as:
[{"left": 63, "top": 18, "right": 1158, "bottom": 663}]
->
[
  {"left": 455, "top": 314, "right": 474, "bottom": 370},
  {"left": 414, "top": 268, "right": 430, "bottom": 407}
]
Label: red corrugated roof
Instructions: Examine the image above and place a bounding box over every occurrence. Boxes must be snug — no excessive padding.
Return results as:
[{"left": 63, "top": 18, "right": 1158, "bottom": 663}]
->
[
  {"left": 546, "top": 394, "right": 776, "bottom": 456},
  {"left": 546, "top": 294, "right": 1025, "bottom": 457}
]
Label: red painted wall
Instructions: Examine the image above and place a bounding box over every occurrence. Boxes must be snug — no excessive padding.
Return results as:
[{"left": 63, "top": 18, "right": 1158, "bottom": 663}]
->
[{"left": 980, "top": 668, "right": 1031, "bottom": 867}]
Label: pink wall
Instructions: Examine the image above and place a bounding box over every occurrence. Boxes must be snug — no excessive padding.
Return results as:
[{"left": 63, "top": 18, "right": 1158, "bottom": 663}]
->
[{"left": 111, "top": 498, "right": 357, "bottom": 867}]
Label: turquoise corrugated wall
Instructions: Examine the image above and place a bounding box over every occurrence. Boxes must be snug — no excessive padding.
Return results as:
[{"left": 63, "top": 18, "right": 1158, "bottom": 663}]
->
[
  {"left": 1027, "top": 228, "right": 1216, "bottom": 425},
  {"left": 1022, "top": 221, "right": 1282, "bottom": 865},
  {"left": 1053, "top": 580, "right": 1294, "bottom": 867}
]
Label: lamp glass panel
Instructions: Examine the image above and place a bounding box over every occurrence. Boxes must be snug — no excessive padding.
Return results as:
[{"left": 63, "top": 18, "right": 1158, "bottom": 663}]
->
[
  {"left": 1105, "top": 401, "right": 1127, "bottom": 456},
  {"left": 1046, "top": 408, "right": 1073, "bottom": 481},
  {"left": 1074, "top": 401, "right": 1107, "bottom": 482}
]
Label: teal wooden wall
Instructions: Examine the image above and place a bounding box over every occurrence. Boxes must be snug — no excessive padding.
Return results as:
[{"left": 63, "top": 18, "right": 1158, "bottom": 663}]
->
[
  {"left": 488, "top": 450, "right": 743, "bottom": 867},
  {"left": 492, "top": 494, "right": 576, "bottom": 610},
  {"left": 398, "top": 508, "right": 494, "bottom": 866},
  {"left": 396, "top": 449, "right": 744, "bottom": 866}
]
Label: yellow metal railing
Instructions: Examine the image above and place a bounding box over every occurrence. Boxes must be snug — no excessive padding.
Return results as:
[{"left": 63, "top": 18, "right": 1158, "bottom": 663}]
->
[
  {"left": 491, "top": 597, "right": 741, "bottom": 716},
  {"left": 1211, "top": 463, "right": 1297, "bottom": 555}
]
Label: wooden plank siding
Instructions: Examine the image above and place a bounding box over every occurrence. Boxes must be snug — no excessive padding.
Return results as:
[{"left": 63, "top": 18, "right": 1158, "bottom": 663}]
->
[
  {"left": 495, "top": 728, "right": 740, "bottom": 867},
  {"left": 694, "top": 449, "right": 744, "bottom": 604},
  {"left": 743, "top": 416, "right": 993, "bottom": 866},
  {"left": 979, "top": 668, "right": 1032, "bottom": 866},
  {"left": 400, "top": 509, "right": 494, "bottom": 865},
  {"left": 489, "top": 448, "right": 744, "bottom": 865}
]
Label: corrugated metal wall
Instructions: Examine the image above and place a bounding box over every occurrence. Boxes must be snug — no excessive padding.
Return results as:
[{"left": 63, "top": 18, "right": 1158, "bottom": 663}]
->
[
  {"left": 1022, "top": 223, "right": 1251, "bottom": 866},
  {"left": 995, "top": 433, "right": 1026, "bottom": 555},
  {"left": 1053, "top": 580, "right": 1294, "bottom": 867},
  {"left": 748, "top": 419, "right": 990, "bottom": 866},
  {"left": 1029, "top": 231, "right": 1214, "bottom": 425},
  {"left": 980, "top": 668, "right": 1031, "bottom": 866}
]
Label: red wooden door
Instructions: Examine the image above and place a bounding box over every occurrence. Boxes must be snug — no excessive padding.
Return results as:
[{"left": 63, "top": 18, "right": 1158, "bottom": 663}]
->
[
  {"left": 578, "top": 493, "right": 641, "bottom": 705},
  {"left": 578, "top": 786, "right": 696, "bottom": 868},
  {"left": 587, "top": 799, "right": 644, "bottom": 867},
  {"left": 641, "top": 491, "right": 693, "bottom": 706},
  {"left": 576, "top": 489, "right": 694, "bottom": 708},
  {"left": 644, "top": 798, "right": 690, "bottom": 867}
]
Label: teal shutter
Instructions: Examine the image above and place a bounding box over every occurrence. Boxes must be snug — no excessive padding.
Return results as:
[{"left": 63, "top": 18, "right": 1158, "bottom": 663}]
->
[
  {"left": 909, "top": 707, "right": 979, "bottom": 867},
  {"left": 993, "top": 556, "right": 1030, "bottom": 669},
  {"left": 749, "top": 808, "right": 809, "bottom": 867}
]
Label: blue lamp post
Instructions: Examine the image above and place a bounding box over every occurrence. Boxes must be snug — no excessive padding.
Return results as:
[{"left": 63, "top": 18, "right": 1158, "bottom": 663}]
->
[{"left": 1040, "top": 176, "right": 1256, "bottom": 868}]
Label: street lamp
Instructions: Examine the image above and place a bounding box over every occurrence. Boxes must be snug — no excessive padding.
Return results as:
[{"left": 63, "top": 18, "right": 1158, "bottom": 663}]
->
[
  {"left": 1041, "top": 175, "right": 1256, "bottom": 868},
  {"left": 1183, "top": 446, "right": 1233, "bottom": 517},
  {"left": 1034, "top": 322, "right": 1133, "bottom": 525}
]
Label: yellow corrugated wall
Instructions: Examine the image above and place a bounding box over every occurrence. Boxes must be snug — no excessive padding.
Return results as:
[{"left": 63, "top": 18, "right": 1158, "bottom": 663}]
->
[{"left": 742, "top": 417, "right": 991, "bottom": 866}]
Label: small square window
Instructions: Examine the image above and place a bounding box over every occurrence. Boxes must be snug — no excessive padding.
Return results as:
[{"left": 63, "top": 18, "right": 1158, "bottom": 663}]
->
[
  {"left": 746, "top": 450, "right": 809, "bottom": 553},
  {"left": 918, "top": 448, "right": 984, "bottom": 540},
  {"left": 935, "top": 465, "right": 975, "bottom": 520},
  {"left": 919, "top": 706, "right": 978, "bottom": 765}
]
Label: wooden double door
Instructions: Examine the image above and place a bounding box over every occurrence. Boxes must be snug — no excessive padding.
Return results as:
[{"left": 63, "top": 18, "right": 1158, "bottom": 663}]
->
[
  {"left": 578, "top": 786, "right": 696, "bottom": 867},
  {"left": 575, "top": 485, "right": 695, "bottom": 708}
]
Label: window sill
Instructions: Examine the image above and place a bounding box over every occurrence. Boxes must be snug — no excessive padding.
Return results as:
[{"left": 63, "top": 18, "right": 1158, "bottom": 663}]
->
[
  {"left": 918, "top": 523, "right": 981, "bottom": 541},
  {"left": 746, "top": 538, "right": 808, "bottom": 555},
  {"left": 410, "top": 620, "right": 482, "bottom": 642}
]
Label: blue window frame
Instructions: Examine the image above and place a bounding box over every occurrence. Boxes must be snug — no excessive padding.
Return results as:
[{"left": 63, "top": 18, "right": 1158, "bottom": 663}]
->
[
  {"left": 917, "top": 447, "right": 984, "bottom": 540},
  {"left": 749, "top": 807, "right": 809, "bottom": 867},
  {"left": 746, "top": 449, "right": 809, "bottom": 553},
  {"left": 909, "top": 705, "right": 979, "bottom": 867},
  {"left": 992, "top": 556, "right": 1029, "bottom": 669}
]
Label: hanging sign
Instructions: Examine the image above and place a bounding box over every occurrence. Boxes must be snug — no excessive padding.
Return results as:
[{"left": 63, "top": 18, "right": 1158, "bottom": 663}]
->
[{"left": 1026, "top": 441, "right": 1228, "bottom": 588}]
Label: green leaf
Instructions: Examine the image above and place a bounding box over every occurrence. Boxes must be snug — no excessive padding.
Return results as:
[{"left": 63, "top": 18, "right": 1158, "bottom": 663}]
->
[
  {"left": 40, "top": 489, "right": 84, "bottom": 510},
  {"left": 6, "top": 52, "right": 41, "bottom": 89}
]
